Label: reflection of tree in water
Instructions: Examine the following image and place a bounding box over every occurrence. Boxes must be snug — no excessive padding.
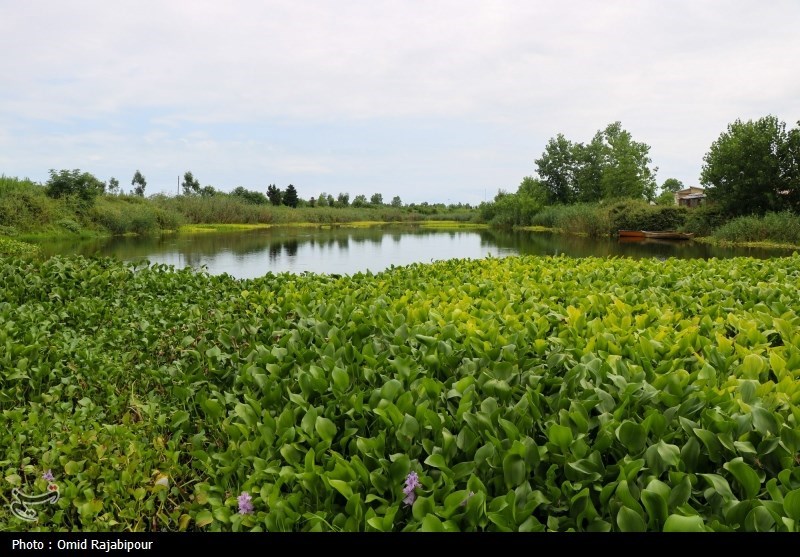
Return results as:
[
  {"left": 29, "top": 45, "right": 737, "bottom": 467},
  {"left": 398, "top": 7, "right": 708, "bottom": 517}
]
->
[
  {"left": 39, "top": 225, "right": 794, "bottom": 268},
  {"left": 268, "top": 242, "right": 282, "bottom": 261}
]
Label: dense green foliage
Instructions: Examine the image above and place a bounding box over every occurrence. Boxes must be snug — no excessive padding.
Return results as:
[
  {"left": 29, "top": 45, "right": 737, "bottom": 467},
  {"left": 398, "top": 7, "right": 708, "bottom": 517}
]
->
[
  {"left": 713, "top": 212, "right": 800, "bottom": 245},
  {"left": 701, "top": 116, "right": 800, "bottom": 216},
  {"left": 534, "top": 123, "right": 658, "bottom": 204},
  {"left": 0, "top": 176, "right": 477, "bottom": 237},
  {"left": 45, "top": 169, "right": 105, "bottom": 207},
  {"left": 1, "top": 254, "right": 799, "bottom": 531},
  {"left": 0, "top": 237, "right": 40, "bottom": 257}
]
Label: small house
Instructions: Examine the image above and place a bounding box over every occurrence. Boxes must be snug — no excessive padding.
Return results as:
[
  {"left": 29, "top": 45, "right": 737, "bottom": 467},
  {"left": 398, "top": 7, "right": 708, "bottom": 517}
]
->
[{"left": 675, "top": 187, "right": 706, "bottom": 208}]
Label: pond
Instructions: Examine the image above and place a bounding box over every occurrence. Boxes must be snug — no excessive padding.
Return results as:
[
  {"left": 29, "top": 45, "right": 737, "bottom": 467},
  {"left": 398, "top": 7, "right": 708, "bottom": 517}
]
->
[{"left": 33, "top": 226, "right": 797, "bottom": 278}]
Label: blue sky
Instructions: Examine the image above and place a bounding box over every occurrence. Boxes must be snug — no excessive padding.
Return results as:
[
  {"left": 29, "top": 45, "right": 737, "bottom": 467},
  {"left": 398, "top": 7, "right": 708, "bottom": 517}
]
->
[{"left": 1, "top": 1, "right": 799, "bottom": 205}]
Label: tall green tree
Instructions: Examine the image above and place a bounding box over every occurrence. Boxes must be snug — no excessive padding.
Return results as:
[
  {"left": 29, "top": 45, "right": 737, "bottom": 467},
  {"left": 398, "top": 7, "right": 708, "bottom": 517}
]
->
[
  {"left": 337, "top": 193, "right": 350, "bottom": 207},
  {"left": 182, "top": 171, "right": 200, "bottom": 195},
  {"left": 701, "top": 115, "right": 799, "bottom": 215},
  {"left": 131, "top": 170, "right": 147, "bottom": 197},
  {"left": 267, "top": 184, "right": 282, "bottom": 206},
  {"left": 352, "top": 194, "right": 368, "bottom": 207},
  {"left": 370, "top": 193, "right": 383, "bottom": 206},
  {"left": 317, "top": 192, "right": 329, "bottom": 207},
  {"left": 535, "top": 123, "right": 657, "bottom": 204},
  {"left": 283, "top": 184, "right": 299, "bottom": 208},
  {"left": 107, "top": 177, "right": 120, "bottom": 195},
  {"left": 598, "top": 122, "right": 657, "bottom": 201},
  {"left": 391, "top": 195, "right": 402, "bottom": 207},
  {"left": 535, "top": 134, "right": 577, "bottom": 204}
]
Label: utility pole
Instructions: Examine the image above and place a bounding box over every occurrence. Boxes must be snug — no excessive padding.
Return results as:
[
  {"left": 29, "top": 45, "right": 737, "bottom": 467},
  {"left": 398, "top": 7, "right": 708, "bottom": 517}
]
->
[{"left": 177, "top": 175, "right": 180, "bottom": 196}]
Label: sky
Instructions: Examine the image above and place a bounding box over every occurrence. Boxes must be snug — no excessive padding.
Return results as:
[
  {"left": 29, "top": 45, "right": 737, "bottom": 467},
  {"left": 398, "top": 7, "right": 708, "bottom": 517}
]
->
[{"left": 1, "top": 1, "right": 799, "bottom": 205}]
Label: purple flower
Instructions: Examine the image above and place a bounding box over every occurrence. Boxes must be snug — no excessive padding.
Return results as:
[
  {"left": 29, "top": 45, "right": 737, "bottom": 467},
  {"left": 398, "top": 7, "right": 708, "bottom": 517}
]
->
[
  {"left": 238, "top": 491, "right": 254, "bottom": 515},
  {"left": 42, "top": 470, "right": 54, "bottom": 482},
  {"left": 403, "top": 471, "right": 421, "bottom": 506}
]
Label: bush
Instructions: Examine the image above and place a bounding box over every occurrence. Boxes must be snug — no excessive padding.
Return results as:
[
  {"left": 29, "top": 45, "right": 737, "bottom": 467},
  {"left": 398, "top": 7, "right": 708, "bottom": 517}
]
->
[
  {"left": 713, "top": 211, "right": 800, "bottom": 244},
  {"left": 605, "top": 199, "right": 688, "bottom": 233},
  {"left": 45, "top": 169, "right": 104, "bottom": 207},
  {"left": 680, "top": 204, "right": 728, "bottom": 236}
]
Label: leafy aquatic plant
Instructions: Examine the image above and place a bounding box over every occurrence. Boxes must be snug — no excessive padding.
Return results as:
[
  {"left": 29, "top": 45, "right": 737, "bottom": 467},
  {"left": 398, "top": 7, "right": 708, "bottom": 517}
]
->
[{"left": 0, "top": 254, "right": 799, "bottom": 531}]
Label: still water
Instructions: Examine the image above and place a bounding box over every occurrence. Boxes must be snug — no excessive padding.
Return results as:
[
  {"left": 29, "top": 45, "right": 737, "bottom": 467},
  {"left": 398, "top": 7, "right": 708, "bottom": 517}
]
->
[{"left": 33, "top": 226, "right": 796, "bottom": 278}]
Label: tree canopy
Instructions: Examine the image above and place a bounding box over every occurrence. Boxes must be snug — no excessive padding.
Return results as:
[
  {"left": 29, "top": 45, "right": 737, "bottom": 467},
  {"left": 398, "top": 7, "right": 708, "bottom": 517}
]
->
[
  {"left": 182, "top": 171, "right": 200, "bottom": 195},
  {"left": 45, "top": 169, "right": 105, "bottom": 205},
  {"left": 534, "top": 122, "right": 657, "bottom": 204},
  {"left": 283, "top": 184, "right": 299, "bottom": 208},
  {"left": 131, "top": 170, "right": 147, "bottom": 197},
  {"left": 701, "top": 115, "right": 800, "bottom": 215}
]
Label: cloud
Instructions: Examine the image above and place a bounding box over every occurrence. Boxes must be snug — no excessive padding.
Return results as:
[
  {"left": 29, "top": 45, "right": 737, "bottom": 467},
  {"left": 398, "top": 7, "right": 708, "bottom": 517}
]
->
[{"left": 1, "top": 1, "right": 799, "bottom": 201}]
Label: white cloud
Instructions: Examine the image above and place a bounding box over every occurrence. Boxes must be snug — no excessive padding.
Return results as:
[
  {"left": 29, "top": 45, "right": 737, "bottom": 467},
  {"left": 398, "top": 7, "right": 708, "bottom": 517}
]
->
[{"left": 1, "top": 1, "right": 799, "bottom": 199}]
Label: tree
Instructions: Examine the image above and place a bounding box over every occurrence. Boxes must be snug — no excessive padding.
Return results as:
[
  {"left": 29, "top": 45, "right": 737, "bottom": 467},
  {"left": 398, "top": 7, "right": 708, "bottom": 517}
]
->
[
  {"left": 309, "top": 197, "right": 316, "bottom": 207},
  {"left": 267, "top": 184, "right": 282, "bottom": 206},
  {"left": 317, "top": 192, "right": 329, "bottom": 207},
  {"left": 598, "top": 122, "right": 657, "bottom": 201},
  {"left": 535, "top": 134, "right": 578, "bottom": 204},
  {"left": 661, "top": 178, "right": 684, "bottom": 193},
  {"left": 132, "top": 170, "right": 147, "bottom": 197},
  {"left": 200, "top": 185, "right": 216, "bottom": 197},
  {"left": 517, "top": 176, "right": 548, "bottom": 205},
  {"left": 326, "top": 194, "right": 335, "bottom": 207},
  {"left": 45, "top": 169, "right": 105, "bottom": 205},
  {"left": 701, "top": 115, "right": 800, "bottom": 216},
  {"left": 352, "top": 194, "right": 368, "bottom": 207},
  {"left": 391, "top": 195, "right": 402, "bottom": 208},
  {"left": 536, "top": 123, "right": 657, "bottom": 204},
  {"left": 283, "top": 184, "right": 299, "bottom": 208},
  {"left": 337, "top": 193, "right": 350, "bottom": 207},
  {"left": 107, "top": 177, "right": 120, "bottom": 195},
  {"left": 370, "top": 193, "right": 383, "bottom": 206},
  {"left": 232, "top": 186, "right": 268, "bottom": 205},
  {"left": 182, "top": 171, "right": 200, "bottom": 195}
]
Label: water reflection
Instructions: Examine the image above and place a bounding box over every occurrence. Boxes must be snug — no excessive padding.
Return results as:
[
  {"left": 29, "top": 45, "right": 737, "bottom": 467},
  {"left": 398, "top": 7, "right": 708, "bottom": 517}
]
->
[{"left": 33, "top": 225, "right": 796, "bottom": 278}]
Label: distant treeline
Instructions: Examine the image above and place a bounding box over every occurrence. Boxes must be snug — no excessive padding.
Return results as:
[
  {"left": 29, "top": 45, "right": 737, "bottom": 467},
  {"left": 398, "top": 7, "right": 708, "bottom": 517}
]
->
[{"left": 0, "top": 173, "right": 478, "bottom": 237}]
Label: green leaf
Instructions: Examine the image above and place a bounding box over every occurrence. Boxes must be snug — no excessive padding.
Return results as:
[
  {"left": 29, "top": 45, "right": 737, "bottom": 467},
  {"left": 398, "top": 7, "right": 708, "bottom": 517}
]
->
[
  {"left": 421, "top": 514, "right": 445, "bottom": 532},
  {"left": 424, "top": 453, "right": 450, "bottom": 471},
  {"left": 548, "top": 424, "right": 573, "bottom": 451},
  {"left": 700, "top": 473, "right": 735, "bottom": 501},
  {"left": 502, "top": 453, "right": 526, "bottom": 488},
  {"left": 723, "top": 458, "right": 761, "bottom": 500},
  {"left": 195, "top": 510, "right": 214, "bottom": 527},
  {"left": 315, "top": 417, "right": 337, "bottom": 443},
  {"left": 783, "top": 489, "right": 800, "bottom": 521},
  {"left": 616, "top": 421, "right": 646, "bottom": 453},
  {"left": 617, "top": 506, "right": 646, "bottom": 532},
  {"left": 328, "top": 479, "right": 353, "bottom": 500},
  {"left": 663, "top": 514, "right": 705, "bottom": 532},
  {"left": 170, "top": 410, "right": 190, "bottom": 429}
]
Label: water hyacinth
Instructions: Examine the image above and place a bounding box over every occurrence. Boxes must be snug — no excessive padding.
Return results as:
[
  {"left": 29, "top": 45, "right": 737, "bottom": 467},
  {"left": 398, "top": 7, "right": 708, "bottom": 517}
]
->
[
  {"left": 238, "top": 492, "right": 254, "bottom": 515},
  {"left": 42, "top": 470, "right": 54, "bottom": 482},
  {"left": 403, "top": 471, "right": 421, "bottom": 506}
]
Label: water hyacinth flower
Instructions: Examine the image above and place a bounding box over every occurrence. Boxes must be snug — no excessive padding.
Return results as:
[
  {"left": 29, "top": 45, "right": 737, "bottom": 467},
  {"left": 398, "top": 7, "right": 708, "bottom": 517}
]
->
[
  {"left": 403, "top": 471, "right": 420, "bottom": 506},
  {"left": 238, "top": 491, "right": 254, "bottom": 515},
  {"left": 42, "top": 470, "right": 54, "bottom": 482}
]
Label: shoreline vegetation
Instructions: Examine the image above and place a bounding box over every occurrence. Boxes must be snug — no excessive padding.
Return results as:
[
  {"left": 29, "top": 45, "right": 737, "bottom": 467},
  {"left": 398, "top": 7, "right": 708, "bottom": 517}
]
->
[{"left": 2, "top": 173, "right": 800, "bottom": 256}]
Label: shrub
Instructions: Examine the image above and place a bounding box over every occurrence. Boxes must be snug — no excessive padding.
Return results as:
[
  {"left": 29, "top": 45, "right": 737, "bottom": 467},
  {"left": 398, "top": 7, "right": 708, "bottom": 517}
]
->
[{"left": 713, "top": 211, "right": 800, "bottom": 244}]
